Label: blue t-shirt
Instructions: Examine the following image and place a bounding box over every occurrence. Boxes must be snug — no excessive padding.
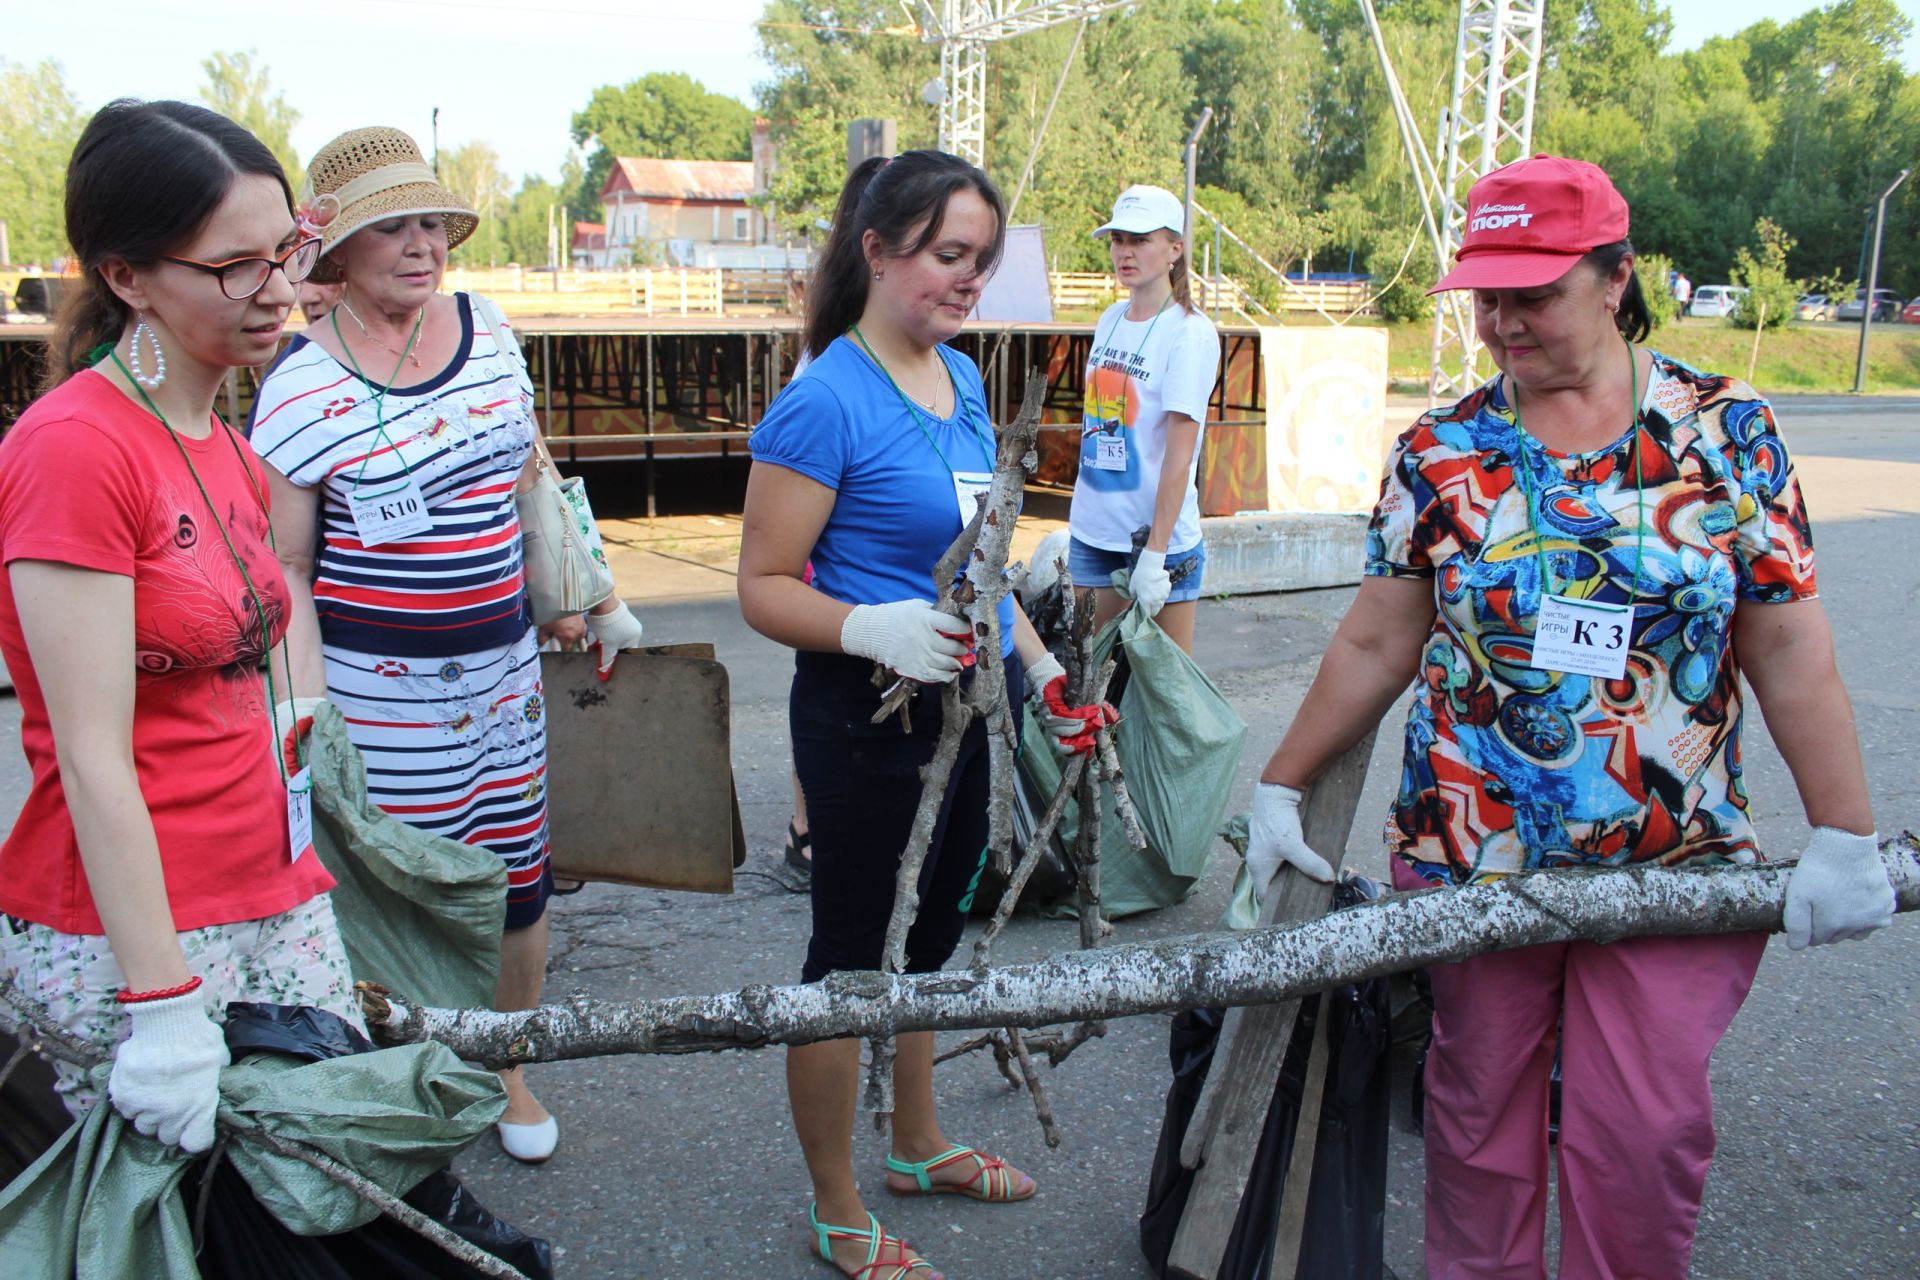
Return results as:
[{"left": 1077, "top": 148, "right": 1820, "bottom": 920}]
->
[{"left": 750, "top": 336, "right": 1016, "bottom": 655}]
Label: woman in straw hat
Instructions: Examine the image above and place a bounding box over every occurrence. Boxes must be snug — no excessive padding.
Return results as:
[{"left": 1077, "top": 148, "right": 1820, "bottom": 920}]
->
[
  {"left": 0, "top": 100, "right": 356, "bottom": 1156},
  {"left": 249, "top": 126, "right": 643, "bottom": 1164},
  {"left": 1244, "top": 154, "right": 1891, "bottom": 1277}
]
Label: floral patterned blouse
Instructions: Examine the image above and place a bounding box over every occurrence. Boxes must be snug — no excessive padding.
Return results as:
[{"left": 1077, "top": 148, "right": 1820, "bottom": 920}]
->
[{"left": 1366, "top": 351, "right": 1817, "bottom": 885}]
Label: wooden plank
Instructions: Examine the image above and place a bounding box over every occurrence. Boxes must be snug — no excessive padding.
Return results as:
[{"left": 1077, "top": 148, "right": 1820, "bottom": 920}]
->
[
  {"left": 1166, "top": 729, "right": 1378, "bottom": 1280},
  {"left": 1269, "top": 996, "right": 1333, "bottom": 1280},
  {"left": 542, "top": 645, "right": 745, "bottom": 894}
]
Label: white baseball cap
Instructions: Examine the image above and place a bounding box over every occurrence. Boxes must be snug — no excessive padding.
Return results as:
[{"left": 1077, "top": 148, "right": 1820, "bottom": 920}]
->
[{"left": 1093, "top": 184, "right": 1186, "bottom": 239}]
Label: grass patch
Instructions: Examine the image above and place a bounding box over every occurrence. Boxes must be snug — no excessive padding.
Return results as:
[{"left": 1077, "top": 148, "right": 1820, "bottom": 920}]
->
[{"left": 1361, "top": 316, "right": 1920, "bottom": 395}]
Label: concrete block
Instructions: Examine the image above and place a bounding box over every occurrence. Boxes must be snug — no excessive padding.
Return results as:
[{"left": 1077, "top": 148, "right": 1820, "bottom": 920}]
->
[{"left": 1198, "top": 512, "right": 1371, "bottom": 596}]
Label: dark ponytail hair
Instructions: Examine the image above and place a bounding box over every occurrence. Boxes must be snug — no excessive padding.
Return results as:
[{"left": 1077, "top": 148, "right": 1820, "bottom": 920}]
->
[
  {"left": 1584, "top": 238, "right": 1651, "bottom": 344},
  {"left": 40, "top": 99, "right": 292, "bottom": 395},
  {"left": 802, "top": 150, "right": 1007, "bottom": 361}
]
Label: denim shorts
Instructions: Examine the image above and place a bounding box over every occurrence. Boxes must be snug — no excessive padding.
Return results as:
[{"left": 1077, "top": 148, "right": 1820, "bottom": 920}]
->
[{"left": 1067, "top": 537, "right": 1207, "bottom": 603}]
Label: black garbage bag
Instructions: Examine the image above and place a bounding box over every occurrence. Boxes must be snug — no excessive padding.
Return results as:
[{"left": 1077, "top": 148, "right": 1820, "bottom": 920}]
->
[
  {"left": 1139, "top": 877, "right": 1393, "bottom": 1280},
  {"left": 183, "top": 1003, "right": 554, "bottom": 1280},
  {"left": 0, "top": 1033, "right": 72, "bottom": 1185},
  {"left": 186, "top": 1159, "right": 554, "bottom": 1280}
]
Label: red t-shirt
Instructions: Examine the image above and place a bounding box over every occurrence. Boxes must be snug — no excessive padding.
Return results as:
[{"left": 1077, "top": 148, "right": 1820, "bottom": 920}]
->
[{"left": 0, "top": 370, "right": 335, "bottom": 934}]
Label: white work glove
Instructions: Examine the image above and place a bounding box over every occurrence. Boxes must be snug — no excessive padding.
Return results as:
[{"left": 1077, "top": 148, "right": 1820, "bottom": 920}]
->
[
  {"left": 1782, "top": 827, "right": 1894, "bottom": 950},
  {"left": 271, "top": 696, "right": 324, "bottom": 770},
  {"left": 585, "top": 598, "right": 645, "bottom": 678},
  {"left": 840, "top": 601, "right": 971, "bottom": 684},
  {"left": 107, "top": 989, "right": 230, "bottom": 1154},
  {"left": 1247, "top": 783, "right": 1335, "bottom": 900},
  {"left": 1121, "top": 548, "right": 1172, "bottom": 618}
]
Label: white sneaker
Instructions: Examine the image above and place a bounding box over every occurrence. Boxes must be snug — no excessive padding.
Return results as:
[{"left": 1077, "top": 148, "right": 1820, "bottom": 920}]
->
[{"left": 497, "top": 1115, "right": 559, "bottom": 1164}]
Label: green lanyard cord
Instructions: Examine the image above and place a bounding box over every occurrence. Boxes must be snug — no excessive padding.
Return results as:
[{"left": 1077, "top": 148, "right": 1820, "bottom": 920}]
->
[
  {"left": 1090, "top": 294, "right": 1174, "bottom": 429},
  {"left": 331, "top": 304, "right": 425, "bottom": 493},
  {"left": 107, "top": 352, "right": 305, "bottom": 786},
  {"left": 1508, "top": 338, "right": 1646, "bottom": 606},
  {"left": 848, "top": 325, "right": 994, "bottom": 476}
]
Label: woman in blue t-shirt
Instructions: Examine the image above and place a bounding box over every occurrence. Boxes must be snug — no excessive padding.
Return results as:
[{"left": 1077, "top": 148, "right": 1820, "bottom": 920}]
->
[{"left": 740, "top": 151, "right": 1107, "bottom": 1280}]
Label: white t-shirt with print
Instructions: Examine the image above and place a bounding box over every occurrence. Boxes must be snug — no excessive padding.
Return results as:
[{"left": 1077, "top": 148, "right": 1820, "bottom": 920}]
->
[{"left": 1070, "top": 300, "right": 1219, "bottom": 553}]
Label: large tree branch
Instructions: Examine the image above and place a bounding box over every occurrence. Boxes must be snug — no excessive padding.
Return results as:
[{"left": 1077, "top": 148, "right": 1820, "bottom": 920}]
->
[{"left": 363, "top": 836, "right": 1920, "bottom": 1065}]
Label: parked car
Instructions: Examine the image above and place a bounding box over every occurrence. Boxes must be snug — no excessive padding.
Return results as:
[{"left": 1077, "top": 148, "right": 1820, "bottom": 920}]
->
[
  {"left": 1687, "top": 285, "right": 1748, "bottom": 318},
  {"left": 1794, "top": 293, "right": 1837, "bottom": 321},
  {"left": 1901, "top": 297, "right": 1920, "bottom": 325},
  {"left": 1835, "top": 288, "right": 1901, "bottom": 322}
]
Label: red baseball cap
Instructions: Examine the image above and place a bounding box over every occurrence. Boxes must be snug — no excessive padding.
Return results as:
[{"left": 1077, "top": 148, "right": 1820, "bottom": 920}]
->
[{"left": 1428, "top": 154, "right": 1630, "bottom": 294}]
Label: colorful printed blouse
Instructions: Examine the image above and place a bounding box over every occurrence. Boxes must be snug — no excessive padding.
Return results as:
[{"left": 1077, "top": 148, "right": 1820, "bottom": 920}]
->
[{"left": 1365, "top": 351, "right": 1818, "bottom": 885}]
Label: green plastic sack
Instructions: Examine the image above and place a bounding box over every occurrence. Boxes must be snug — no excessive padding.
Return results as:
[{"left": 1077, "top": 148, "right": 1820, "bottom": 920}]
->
[
  {"left": 1025, "top": 602, "right": 1248, "bottom": 918},
  {"left": 0, "top": 1044, "right": 503, "bottom": 1276},
  {"left": 0, "top": 1068, "right": 197, "bottom": 1280},
  {"left": 1214, "top": 810, "right": 1263, "bottom": 931},
  {"left": 220, "top": 1042, "right": 505, "bottom": 1235},
  {"left": 307, "top": 702, "right": 504, "bottom": 1010}
]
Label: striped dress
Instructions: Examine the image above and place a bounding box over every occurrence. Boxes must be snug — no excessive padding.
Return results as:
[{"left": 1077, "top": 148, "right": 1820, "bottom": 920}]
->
[{"left": 249, "top": 293, "right": 552, "bottom": 925}]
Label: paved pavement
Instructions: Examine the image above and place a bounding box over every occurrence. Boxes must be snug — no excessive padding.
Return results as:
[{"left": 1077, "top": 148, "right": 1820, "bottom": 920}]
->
[{"left": 2, "top": 396, "right": 1915, "bottom": 1277}]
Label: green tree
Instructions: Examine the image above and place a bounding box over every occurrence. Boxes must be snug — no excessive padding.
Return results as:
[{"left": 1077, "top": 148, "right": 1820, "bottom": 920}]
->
[
  {"left": 1731, "top": 218, "right": 1800, "bottom": 329},
  {"left": 438, "top": 142, "right": 513, "bottom": 266},
  {"left": 754, "top": 0, "right": 939, "bottom": 237},
  {"left": 1634, "top": 253, "right": 1679, "bottom": 330},
  {"left": 198, "top": 50, "right": 304, "bottom": 193},
  {"left": 502, "top": 176, "right": 565, "bottom": 267},
  {"left": 0, "top": 59, "right": 87, "bottom": 264},
  {"left": 570, "top": 72, "right": 754, "bottom": 218},
  {"left": 738, "top": 0, "right": 1920, "bottom": 313}
]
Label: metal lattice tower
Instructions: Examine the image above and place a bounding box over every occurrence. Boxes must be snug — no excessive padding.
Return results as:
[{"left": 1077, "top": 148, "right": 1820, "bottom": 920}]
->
[
  {"left": 1429, "top": 0, "right": 1545, "bottom": 401},
  {"left": 916, "top": 0, "right": 1135, "bottom": 168}
]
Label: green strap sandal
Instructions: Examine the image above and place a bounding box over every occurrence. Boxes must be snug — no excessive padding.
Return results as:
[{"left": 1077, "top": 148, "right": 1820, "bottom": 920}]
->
[
  {"left": 807, "top": 1204, "right": 938, "bottom": 1280},
  {"left": 884, "top": 1144, "right": 1036, "bottom": 1202}
]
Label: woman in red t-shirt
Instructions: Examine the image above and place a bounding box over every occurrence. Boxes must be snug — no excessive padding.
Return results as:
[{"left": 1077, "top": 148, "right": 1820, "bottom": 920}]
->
[{"left": 0, "top": 100, "right": 356, "bottom": 1155}]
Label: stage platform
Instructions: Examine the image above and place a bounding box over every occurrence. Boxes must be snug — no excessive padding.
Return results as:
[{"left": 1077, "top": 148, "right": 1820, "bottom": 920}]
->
[{"left": 1, "top": 313, "right": 1394, "bottom": 594}]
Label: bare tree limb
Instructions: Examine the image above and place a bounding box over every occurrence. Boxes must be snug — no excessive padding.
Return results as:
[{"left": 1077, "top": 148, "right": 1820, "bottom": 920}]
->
[
  {"left": 363, "top": 835, "right": 1920, "bottom": 1065},
  {"left": 1097, "top": 734, "right": 1149, "bottom": 853},
  {"left": 227, "top": 1116, "right": 532, "bottom": 1280},
  {"left": 1005, "top": 1027, "right": 1062, "bottom": 1149},
  {"left": 970, "top": 657, "right": 1120, "bottom": 970},
  {"left": 865, "top": 372, "right": 1046, "bottom": 1118}
]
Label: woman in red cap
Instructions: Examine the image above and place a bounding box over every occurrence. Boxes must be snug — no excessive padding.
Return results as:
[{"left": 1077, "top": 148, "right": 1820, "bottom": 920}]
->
[{"left": 1242, "top": 155, "right": 1892, "bottom": 1278}]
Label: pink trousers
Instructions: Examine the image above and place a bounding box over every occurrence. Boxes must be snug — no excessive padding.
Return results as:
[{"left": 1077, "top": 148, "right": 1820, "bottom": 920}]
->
[{"left": 1396, "top": 861, "right": 1768, "bottom": 1279}]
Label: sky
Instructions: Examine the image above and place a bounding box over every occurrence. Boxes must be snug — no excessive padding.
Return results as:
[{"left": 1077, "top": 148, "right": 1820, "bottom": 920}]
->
[{"left": 10, "top": 0, "right": 1920, "bottom": 188}]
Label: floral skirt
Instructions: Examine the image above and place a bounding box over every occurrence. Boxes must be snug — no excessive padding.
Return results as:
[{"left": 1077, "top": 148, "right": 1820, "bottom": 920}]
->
[{"left": 0, "top": 892, "right": 359, "bottom": 1116}]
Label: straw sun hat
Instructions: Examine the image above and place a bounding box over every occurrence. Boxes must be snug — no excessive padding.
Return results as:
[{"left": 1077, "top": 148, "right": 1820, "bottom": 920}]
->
[{"left": 298, "top": 126, "right": 477, "bottom": 282}]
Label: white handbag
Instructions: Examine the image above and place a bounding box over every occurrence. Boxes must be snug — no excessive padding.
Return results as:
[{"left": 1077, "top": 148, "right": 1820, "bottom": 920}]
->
[{"left": 518, "top": 435, "right": 616, "bottom": 625}]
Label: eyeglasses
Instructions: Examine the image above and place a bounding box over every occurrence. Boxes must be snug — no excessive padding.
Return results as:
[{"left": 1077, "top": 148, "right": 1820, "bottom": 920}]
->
[{"left": 161, "top": 237, "right": 323, "bottom": 301}]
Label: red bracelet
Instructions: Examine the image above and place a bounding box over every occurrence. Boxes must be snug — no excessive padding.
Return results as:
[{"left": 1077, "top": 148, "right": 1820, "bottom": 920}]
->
[{"left": 115, "top": 975, "right": 203, "bottom": 1005}]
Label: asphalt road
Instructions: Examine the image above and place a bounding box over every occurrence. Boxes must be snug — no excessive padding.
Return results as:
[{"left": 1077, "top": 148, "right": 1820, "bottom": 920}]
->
[{"left": 1, "top": 395, "right": 1914, "bottom": 1278}]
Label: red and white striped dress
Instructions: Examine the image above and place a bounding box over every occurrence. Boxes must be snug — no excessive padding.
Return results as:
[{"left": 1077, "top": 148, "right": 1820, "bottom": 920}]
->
[{"left": 249, "top": 293, "right": 552, "bottom": 925}]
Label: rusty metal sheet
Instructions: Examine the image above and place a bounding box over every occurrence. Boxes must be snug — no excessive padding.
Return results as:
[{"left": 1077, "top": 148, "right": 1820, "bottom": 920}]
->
[{"left": 542, "top": 644, "right": 744, "bottom": 894}]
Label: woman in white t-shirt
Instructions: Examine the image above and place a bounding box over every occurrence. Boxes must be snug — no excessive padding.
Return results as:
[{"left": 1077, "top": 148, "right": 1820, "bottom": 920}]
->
[{"left": 1069, "top": 184, "right": 1221, "bottom": 653}]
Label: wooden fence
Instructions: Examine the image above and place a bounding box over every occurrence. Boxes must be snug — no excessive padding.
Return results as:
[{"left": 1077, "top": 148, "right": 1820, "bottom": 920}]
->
[
  {"left": 441, "top": 266, "right": 727, "bottom": 317},
  {"left": 421, "top": 265, "right": 1375, "bottom": 321},
  {"left": 1055, "top": 270, "right": 1373, "bottom": 319}
]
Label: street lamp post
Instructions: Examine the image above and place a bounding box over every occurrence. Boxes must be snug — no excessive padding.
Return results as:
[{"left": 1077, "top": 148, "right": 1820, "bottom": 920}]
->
[
  {"left": 1852, "top": 166, "right": 1910, "bottom": 395},
  {"left": 431, "top": 107, "right": 441, "bottom": 178}
]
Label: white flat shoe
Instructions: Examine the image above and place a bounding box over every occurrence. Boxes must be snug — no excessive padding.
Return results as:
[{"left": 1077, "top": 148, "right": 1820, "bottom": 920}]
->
[{"left": 496, "top": 1115, "right": 559, "bottom": 1164}]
